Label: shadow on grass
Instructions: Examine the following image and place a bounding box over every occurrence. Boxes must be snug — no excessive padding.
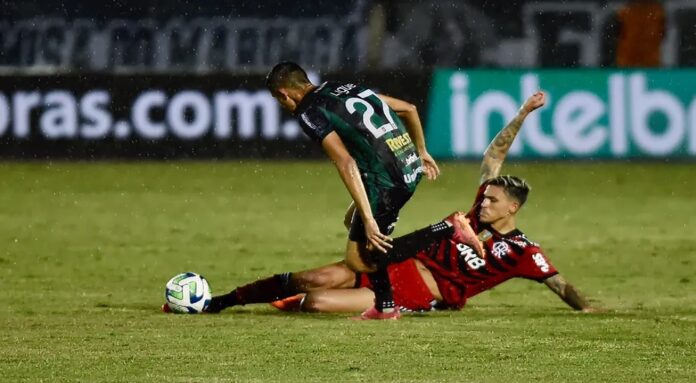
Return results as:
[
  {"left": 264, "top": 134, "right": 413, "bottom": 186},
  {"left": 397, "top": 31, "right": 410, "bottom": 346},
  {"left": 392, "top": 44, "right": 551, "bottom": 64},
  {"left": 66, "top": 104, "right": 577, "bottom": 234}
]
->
[
  {"left": 94, "top": 302, "right": 668, "bottom": 322},
  {"left": 95, "top": 302, "right": 350, "bottom": 320}
]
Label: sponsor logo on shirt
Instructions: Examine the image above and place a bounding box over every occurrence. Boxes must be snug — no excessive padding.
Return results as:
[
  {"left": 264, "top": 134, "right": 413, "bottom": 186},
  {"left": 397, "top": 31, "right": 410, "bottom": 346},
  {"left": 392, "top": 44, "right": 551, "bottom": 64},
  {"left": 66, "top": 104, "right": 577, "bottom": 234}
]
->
[
  {"left": 492, "top": 242, "right": 510, "bottom": 259},
  {"left": 403, "top": 166, "right": 424, "bottom": 184},
  {"left": 456, "top": 243, "right": 486, "bottom": 270},
  {"left": 532, "top": 253, "right": 550, "bottom": 273},
  {"left": 385, "top": 132, "right": 413, "bottom": 152},
  {"left": 404, "top": 152, "right": 419, "bottom": 166},
  {"left": 478, "top": 230, "right": 492, "bottom": 242}
]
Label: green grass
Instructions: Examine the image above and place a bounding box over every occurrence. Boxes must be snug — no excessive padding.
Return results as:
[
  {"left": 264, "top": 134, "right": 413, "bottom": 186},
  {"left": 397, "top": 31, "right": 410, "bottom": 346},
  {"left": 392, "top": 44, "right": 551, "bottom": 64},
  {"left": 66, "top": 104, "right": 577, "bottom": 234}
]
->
[{"left": 1, "top": 161, "right": 695, "bottom": 382}]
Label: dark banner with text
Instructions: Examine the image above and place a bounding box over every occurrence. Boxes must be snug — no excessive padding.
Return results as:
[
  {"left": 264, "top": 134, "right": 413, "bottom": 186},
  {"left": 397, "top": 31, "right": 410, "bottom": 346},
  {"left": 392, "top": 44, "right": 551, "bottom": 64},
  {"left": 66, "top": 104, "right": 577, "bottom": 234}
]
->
[{"left": 0, "top": 73, "right": 431, "bottom": 159}]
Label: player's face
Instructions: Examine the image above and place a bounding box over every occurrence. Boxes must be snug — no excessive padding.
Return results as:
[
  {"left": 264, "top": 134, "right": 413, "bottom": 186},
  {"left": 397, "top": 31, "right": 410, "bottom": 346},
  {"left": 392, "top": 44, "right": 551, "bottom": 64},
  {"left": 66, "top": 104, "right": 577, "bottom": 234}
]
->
[
  {"left": 272, "top": 89, "right": 298, "bottom": 112},
  {"left": 479, "top": 185, "right": 517, "bottom": 224}
]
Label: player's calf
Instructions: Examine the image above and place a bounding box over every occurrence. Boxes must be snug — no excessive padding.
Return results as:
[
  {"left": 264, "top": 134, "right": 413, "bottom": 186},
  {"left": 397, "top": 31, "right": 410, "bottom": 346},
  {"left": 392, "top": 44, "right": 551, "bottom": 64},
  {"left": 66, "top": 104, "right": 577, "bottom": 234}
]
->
[
  {"left": 204, "top": 272, "right": 298, "bottom": 313},
  {"left": 364, "top": 220, "right": 457, "bottom": 268}
]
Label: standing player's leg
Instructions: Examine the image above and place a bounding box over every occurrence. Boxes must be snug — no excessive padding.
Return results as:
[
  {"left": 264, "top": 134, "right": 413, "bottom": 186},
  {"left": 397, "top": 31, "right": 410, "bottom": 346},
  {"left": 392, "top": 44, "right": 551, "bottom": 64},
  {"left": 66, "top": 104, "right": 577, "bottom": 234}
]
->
[
  {"left": 344, "top": 200, "right": 459, "bottom": 319},
  {"left": 345, "top": 216, "right": 399, "bottom": 317},
  {"left": 342, "top": 188, "right": 408, "bottom": 317}
]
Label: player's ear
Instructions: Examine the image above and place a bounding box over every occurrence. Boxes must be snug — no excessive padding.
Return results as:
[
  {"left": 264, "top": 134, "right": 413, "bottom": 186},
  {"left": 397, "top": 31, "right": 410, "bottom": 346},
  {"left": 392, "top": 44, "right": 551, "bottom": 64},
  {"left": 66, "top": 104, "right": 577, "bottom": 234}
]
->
[
  {"left": 509, "top": 202, "right": 520, "bottom": 215},
  {"left": 278, "top": 88, "right": 291, "bottom": 101}
]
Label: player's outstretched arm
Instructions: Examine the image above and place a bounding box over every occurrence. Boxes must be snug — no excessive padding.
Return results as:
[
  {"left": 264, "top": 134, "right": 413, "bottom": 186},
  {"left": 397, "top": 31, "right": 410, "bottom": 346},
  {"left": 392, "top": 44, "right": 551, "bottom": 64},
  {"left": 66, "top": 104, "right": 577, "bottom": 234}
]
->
[
  {"left": 479, "top": 91, "right": 546, "bottom": 184},
  {"left": 543, "top": 274, "right": 598, "bottom": 312},
  {"left": 378, "top": 94, "right": 440, "bottom": 180},
  {"left": 321, "top": 132, "right": 392, "bottom": 252}
]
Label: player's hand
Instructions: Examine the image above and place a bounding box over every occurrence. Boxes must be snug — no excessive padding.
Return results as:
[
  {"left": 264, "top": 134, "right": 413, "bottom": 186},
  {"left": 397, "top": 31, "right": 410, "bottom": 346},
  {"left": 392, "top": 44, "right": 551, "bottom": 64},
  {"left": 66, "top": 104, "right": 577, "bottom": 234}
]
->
[
  {"left": 344, "top": 202, "right": 356, "bottom": 230},
  {"left": 420, "top": 151, "right": 441, "bottom": 180},
  {"left": 364, "top": 218, "right": 393, "bottom": 253},
  {"left": 522, "top": 91, "right": 546, "bottom": 114}
]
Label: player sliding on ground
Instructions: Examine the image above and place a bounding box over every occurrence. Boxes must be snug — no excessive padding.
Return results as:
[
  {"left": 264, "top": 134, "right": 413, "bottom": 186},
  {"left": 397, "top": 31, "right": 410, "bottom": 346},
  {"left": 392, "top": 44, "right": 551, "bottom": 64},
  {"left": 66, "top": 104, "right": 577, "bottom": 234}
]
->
[{"left": 191, "top": 91, "right": 600, "bottom": 315}]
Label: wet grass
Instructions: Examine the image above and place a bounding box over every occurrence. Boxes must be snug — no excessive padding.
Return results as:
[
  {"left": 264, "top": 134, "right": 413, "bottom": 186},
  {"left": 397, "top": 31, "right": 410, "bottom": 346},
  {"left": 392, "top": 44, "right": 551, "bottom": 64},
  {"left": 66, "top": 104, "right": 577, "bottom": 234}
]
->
[{"left": 1, "top": 161, "right": 694, "bottom": 382}]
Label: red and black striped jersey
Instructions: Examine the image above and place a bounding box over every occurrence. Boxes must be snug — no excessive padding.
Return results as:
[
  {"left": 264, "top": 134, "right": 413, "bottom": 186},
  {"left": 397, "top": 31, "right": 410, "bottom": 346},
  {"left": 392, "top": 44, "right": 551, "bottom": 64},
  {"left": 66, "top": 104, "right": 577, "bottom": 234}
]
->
[{"left": 415, "top": 181, "right": 558, "bottom": 309}]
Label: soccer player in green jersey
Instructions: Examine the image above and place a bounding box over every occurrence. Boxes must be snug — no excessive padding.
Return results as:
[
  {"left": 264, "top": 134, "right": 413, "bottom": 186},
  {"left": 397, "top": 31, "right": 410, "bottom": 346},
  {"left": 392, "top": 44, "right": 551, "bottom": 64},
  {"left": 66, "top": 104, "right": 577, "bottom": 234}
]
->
[{"left": 258, "top": 62, "right": 444, "bottom": 319}]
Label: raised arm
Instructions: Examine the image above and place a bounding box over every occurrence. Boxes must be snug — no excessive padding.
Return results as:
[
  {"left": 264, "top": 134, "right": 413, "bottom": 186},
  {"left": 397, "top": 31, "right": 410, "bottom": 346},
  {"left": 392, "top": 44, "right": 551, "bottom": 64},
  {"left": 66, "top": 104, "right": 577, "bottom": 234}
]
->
[
  {"left": 543, "top": 274, "right": 598, "bottom": 312},
  {"left": 480, "top": 91, "right": 546, "bottom": 184},
  {"left": 378, "top": 94, "right": 440, "bottom": 180},
  {"left": 321, "top": 132, "right": 392, "bottom": 253}
]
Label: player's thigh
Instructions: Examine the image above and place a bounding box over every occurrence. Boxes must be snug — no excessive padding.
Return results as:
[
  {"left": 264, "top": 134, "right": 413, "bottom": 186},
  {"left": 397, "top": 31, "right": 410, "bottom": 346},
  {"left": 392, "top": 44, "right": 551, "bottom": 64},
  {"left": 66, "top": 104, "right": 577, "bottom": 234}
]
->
[
  {"left": 302, "top": 288, "right": 375, "bottom": 313},
  {"left": 292, "top": 261, "right": 357, "bottom": 290},
  {"left": 413, "top": 260, "right": 444, "bottom": 301},
  {"left": 345, "top": 211, "right": 399, "bottom": 273},
  {"left": 345, "top": 188, "right": 414, "bottom": 272},
  {"left": 344, "top": 240, "right": 376, "bottom": 273},
  {"left": 345, "top": 212, "right": 375, "bottom": 272},
  {"left": 347, "top": 189, "right": 411, "bottom": 242}
]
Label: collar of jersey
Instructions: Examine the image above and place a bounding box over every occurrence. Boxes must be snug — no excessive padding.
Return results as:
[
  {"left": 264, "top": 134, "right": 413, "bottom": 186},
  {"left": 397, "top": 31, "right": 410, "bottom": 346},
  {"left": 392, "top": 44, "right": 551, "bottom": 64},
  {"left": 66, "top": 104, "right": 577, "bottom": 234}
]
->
[
  {"left": 294, "top": 81, "right": 328, "bottom": 117},
  {"left": 480, "top": 222, "right": 523, "bottom": 238}
]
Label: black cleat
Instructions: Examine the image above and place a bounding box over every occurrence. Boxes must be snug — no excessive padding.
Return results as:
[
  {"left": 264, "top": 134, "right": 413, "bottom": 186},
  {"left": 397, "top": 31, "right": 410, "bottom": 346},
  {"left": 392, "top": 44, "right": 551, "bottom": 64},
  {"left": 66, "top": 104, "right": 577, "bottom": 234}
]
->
[{"left": 203, "top": 296, "right": 226, "bottom": 314}]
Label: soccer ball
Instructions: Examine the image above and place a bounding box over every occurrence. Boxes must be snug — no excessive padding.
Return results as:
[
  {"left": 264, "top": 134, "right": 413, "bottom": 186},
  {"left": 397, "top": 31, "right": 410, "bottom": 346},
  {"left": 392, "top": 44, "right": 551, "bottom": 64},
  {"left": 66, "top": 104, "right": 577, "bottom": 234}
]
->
[{"left": 165, "top": 272, "right": 212, "bottom": 313}]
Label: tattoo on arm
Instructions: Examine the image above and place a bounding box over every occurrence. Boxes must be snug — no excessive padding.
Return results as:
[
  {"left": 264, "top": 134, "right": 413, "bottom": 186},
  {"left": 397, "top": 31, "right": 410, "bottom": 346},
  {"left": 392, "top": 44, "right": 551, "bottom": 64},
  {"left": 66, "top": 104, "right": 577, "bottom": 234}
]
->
[
  {"left": 480, "top": 113, "right": 526, "bottom": 184},
  {"left": 544, "top": 275, "right": 590, "bottom": 311}
]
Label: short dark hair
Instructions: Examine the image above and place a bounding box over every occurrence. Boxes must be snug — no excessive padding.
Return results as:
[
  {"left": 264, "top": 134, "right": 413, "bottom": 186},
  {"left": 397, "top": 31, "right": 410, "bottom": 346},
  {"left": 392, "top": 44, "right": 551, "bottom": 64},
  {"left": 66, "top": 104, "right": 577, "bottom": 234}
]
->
[
  {"left": 265, "top": 61, "right": 311, "bottom": 95},
  {"left": 488, "top": 175, "right": 531, "bottom": 206}
]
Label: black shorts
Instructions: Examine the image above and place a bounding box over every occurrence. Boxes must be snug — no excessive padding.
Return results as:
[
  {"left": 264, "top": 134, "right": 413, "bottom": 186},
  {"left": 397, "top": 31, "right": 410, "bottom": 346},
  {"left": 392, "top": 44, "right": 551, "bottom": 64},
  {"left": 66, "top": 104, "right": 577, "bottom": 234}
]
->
[{"left": 348, "top": 187, "right": 414, "bottom": 243}]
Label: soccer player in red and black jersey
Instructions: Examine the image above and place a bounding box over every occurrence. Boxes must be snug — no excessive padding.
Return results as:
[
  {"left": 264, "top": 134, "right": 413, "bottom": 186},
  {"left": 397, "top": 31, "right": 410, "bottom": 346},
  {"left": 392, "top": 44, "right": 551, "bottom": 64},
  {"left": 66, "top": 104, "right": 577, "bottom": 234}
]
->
[{"left": 199, "top": 91, "right": 598, "bottom": 315}]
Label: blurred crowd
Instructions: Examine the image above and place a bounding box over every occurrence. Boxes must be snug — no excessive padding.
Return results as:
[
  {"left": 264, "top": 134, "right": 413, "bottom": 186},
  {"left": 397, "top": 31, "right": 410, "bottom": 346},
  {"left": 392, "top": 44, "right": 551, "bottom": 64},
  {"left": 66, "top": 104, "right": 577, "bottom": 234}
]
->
[{"left": 0, "top": 0, "right": 693, "bottom": 72}]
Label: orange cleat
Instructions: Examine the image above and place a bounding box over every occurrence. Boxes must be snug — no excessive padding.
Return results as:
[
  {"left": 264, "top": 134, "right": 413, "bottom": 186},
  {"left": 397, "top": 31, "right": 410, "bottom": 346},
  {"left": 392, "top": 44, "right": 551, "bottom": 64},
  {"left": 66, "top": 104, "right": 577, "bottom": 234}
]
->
[
  {"left": 444, "top": 212, "right": 486, "bottom": 258},
  {"left": 270, "top": 294, "right": 305, "bottom": 312}
]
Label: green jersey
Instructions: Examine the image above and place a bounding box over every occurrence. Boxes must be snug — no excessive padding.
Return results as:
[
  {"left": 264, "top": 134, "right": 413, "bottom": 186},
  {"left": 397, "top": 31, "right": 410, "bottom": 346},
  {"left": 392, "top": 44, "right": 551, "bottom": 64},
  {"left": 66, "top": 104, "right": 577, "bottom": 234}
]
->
[{"left": 295, "top": 81, "right": 424, "bottom": 195}]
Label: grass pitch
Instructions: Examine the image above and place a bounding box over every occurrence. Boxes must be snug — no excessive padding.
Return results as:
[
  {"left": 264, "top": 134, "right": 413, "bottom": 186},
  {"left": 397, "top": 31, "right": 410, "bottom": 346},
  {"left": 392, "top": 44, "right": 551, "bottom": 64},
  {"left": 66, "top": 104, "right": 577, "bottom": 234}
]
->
[{"left": 1, "top": 161, "right": 695, "bottom": 382}]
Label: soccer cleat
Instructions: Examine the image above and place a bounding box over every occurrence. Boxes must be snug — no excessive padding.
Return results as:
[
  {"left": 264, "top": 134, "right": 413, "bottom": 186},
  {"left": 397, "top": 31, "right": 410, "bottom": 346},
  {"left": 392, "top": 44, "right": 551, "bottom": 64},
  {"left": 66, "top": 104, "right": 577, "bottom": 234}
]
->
[
  {"left": 444, "top": 212, "right": 486, "bottom": 258},
  {"left": 161, "top": 303, "right": 172, "bottom": 313},
  {"left": 351, "top": 306, "right": 401, "bottom": 321},
  {"left": 202, "top": 297, "right": 226, "bottom": 314},
  {"left": 270, "top": 294, "right": 305, "bottom": 312}
]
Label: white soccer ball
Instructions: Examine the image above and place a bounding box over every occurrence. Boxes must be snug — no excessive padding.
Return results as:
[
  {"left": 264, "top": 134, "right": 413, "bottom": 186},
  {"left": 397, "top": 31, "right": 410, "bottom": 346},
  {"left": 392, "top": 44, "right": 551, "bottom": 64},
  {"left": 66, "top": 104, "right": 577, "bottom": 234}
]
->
[{"left": 165, "top": 272, "right": 212, "bottom": 313}]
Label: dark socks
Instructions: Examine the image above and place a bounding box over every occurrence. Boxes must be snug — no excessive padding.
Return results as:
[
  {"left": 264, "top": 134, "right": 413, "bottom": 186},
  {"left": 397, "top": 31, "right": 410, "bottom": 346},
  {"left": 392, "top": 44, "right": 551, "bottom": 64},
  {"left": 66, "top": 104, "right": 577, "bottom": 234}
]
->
[
  {"left": 206, "top": 272, "right": 296, "bottom": 313},
  {"left": 367, "top": 268, "right": 395, "bottom": 312}
]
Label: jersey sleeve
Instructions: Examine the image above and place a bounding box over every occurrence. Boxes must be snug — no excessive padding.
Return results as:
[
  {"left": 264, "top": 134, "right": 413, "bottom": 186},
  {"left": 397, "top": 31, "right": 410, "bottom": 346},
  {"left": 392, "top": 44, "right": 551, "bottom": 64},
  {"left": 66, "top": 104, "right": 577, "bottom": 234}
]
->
[
  {"left": 298, "top": 106, "right": 333, "bottom": 142},
  {"left": 514, "top": 246, "right": 558, "bottom": 282}
]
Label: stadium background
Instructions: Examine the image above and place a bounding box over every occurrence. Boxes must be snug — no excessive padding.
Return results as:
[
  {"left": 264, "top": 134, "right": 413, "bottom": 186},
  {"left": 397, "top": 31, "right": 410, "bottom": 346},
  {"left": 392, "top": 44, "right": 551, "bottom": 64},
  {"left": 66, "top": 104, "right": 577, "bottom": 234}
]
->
[
  {"left": 2, "top": 0, "right": 696, "bottom": 160},
  {"left": 2, "top": 1, "right": 695, "bottom": 382}
]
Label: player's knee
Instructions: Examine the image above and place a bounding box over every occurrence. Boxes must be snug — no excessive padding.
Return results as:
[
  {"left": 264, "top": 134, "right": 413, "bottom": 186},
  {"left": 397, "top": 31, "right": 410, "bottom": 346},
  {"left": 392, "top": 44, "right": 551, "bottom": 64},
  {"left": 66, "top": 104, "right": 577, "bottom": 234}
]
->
[
  {"left": 305, "top": 271, "right": 333, "bottom": 289},
  {"left": 294, "top": 270, "right": 334, "bottom": 290},
  {"left": 345, "top": 249, "right": 377, "bottom": 273},
  {"left": 301, "top": 293, "right": 326, "bottom": 312},
  {"left": 345, "top": 256, "right": 375, "bottom": 273}
]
